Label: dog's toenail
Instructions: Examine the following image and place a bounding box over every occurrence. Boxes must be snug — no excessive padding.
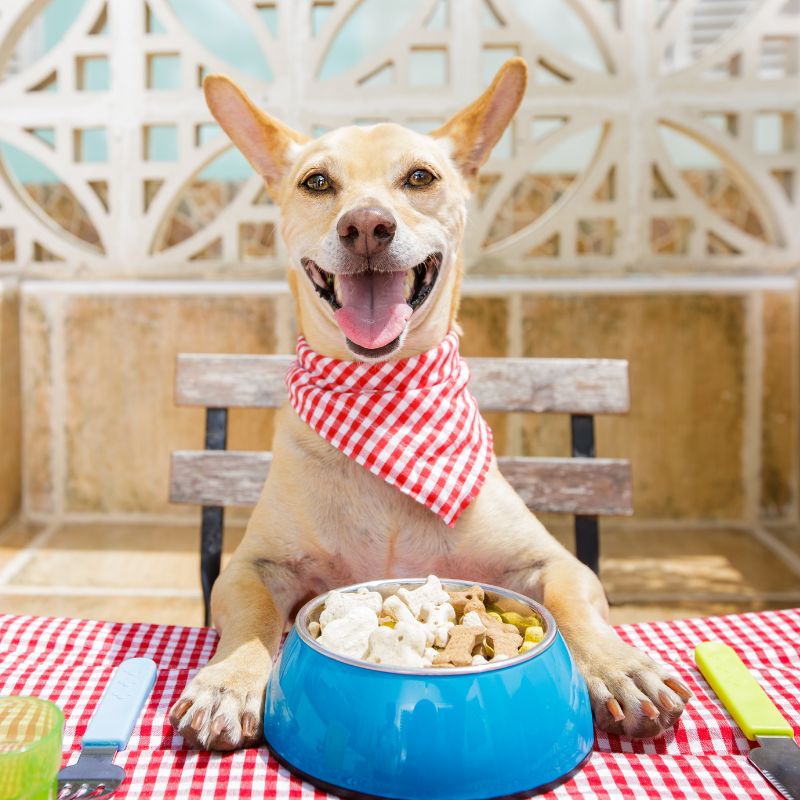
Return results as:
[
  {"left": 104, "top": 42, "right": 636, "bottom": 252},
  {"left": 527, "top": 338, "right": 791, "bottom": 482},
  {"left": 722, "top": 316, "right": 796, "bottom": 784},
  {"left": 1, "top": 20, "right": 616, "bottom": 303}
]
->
[
  {"left": 171, "top": 699, "right": 192, "bottom": 720},
  {"left": 211, "top": 715, "right": 227, "bottom": 736},
  {"left": 190, "top": 708, "right": 205, "bottom": 731},
  {"left": 242, "top": 712, "right": 258, "bottom": 739},
  {"left": 659, "top": 690, "right": 675, "bottom": 711},
  {"left": 665, "top": 678, "right": 692, "bottom": 701},
  {"left": 606, "top": 698, "right": 625, "bottom": 721},
  {"left": 641, "top": 700, "right": 660, "bottom": 719}
]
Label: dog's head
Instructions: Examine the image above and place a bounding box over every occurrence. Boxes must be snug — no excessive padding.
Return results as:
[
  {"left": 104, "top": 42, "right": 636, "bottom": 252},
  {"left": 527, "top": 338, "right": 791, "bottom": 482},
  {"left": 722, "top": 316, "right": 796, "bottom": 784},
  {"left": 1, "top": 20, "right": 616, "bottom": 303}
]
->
[{"left": 205, "top": 59, "right": 527, "bottom": 361}]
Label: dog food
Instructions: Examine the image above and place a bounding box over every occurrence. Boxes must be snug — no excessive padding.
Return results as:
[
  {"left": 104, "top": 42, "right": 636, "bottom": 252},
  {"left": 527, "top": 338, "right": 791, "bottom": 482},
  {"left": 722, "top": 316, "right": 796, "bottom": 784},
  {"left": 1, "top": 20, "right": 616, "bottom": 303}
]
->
[
  {"left": 433, "top": 624, "right": 486, "bottom": 667},
  {"left": 309, "top": 576, "right": 546, "bottom": 669}
]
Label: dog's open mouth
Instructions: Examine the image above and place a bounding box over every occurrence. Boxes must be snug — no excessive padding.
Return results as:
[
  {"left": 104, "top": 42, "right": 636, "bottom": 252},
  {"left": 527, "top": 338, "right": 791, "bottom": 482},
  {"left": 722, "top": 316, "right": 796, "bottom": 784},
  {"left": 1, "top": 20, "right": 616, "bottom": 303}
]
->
[{"left": 301, "top": 252, "right": 441, "bottom": 356}]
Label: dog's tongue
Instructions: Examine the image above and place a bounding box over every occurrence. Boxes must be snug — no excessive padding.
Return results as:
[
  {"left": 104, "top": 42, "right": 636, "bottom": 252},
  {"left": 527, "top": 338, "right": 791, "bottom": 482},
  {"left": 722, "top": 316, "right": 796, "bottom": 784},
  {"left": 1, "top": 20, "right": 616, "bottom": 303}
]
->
[{"left": 334, "top": 271, "right": 412, "bottom": 350}]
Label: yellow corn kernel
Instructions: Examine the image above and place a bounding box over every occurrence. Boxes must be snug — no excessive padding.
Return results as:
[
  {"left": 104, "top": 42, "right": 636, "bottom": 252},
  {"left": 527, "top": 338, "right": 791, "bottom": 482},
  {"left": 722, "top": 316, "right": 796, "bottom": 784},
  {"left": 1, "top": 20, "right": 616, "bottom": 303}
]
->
[
  {"left": 501, "top": 612, "right": 542, "bottom": 633},
  {"left": 518, "top": 640, "right": 537, "bottom": 654},
  {"left": 524, "top": 625, "right": 544, "bottom": 643}
]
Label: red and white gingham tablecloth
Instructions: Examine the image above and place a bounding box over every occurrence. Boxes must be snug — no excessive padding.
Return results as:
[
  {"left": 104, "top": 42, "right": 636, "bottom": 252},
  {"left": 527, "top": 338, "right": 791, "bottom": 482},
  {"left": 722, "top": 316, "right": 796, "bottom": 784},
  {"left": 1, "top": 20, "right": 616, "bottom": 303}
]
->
[{"left": 1, "top": 608, "right": 798, "bottom": 799}]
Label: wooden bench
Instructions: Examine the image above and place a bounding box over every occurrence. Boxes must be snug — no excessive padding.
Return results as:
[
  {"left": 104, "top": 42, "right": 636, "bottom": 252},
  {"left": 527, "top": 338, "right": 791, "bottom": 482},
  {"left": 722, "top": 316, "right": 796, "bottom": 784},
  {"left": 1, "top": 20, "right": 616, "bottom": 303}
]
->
[{"left": 170, "top": 354, "right": 633, "bottom": 624}]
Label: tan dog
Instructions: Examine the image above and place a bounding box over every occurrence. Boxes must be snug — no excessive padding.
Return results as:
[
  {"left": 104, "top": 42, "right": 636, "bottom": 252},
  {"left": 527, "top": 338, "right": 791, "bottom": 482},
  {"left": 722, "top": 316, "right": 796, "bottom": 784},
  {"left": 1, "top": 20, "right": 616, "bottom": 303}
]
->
[{"left": 169, "top": 59, "right": 691, "bottom": 750}]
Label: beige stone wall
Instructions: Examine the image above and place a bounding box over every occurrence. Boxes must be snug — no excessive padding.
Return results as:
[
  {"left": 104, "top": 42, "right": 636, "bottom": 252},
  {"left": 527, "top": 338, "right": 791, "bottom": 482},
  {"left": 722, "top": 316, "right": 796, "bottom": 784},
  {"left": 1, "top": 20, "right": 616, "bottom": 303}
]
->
[
  {"left": 0, "top": 281, "right": 20, "bottom": 526},
  {"left": 462, "top": 282, "right": 798, "bottom": 524},
  {"left": 19, "top": 279, "right": 799, "bottom": 528},
  {"left": 21, "top": 285, "right": 289, "bottom": 521}
]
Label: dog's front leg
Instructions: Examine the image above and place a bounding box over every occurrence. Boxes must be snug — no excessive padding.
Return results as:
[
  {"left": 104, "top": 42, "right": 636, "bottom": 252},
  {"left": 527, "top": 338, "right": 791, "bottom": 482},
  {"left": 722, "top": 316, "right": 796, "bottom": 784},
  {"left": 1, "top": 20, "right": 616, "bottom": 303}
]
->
[
  {"left": 169, "top": 558, "right": 283, "bottom": 750},
  {"left": 533, "top": 554, "right": 693, "bottom": 738},
  {"left": 466, "top": 476, "right": 692, "bottom": 739}
]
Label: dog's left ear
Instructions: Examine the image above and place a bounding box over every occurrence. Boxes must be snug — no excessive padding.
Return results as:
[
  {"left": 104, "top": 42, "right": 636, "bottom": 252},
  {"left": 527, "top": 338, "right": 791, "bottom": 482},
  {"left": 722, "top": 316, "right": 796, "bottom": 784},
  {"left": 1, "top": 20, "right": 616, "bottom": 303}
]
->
[
  {"left": 431, "top": 58, "right": 527, "bottom": 187},
  {"left": 203, "top": 74, "right": 308, "bottom": 194}
]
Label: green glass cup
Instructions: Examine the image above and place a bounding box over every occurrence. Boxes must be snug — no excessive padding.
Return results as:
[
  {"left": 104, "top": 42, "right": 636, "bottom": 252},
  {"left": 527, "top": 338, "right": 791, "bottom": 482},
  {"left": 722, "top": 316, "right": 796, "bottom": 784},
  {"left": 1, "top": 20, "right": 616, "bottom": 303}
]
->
[{"left": 0, "top": 697, "right": 64, "bottom": 800}]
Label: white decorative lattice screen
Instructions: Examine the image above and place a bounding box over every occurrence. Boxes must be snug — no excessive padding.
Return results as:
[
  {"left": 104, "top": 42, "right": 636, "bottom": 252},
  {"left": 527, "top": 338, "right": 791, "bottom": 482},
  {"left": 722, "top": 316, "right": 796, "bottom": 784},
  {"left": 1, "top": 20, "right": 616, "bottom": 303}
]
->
[{"left": 0, "top": 0, "right": 797, "bottom": 278}]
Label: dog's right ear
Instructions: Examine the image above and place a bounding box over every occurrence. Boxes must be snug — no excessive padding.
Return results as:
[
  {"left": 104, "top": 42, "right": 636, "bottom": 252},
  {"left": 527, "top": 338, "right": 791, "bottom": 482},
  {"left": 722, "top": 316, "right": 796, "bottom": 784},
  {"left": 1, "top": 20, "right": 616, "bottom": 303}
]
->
[{"left": 203, "top": 74, "right": 308, "bottom": 192}]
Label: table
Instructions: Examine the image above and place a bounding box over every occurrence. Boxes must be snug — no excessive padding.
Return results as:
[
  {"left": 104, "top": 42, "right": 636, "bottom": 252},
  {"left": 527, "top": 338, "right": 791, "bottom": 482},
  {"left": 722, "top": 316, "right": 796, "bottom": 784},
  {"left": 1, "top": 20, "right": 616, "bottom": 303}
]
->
[{"left": 1, "top": 608, "right": 798, "bottom": 799}]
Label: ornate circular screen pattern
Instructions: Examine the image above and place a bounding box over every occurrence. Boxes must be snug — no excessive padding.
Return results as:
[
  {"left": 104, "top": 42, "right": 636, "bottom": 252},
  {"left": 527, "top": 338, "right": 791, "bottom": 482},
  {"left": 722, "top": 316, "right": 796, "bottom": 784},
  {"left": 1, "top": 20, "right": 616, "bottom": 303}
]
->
[{"left": 0, "top": 0, "right": 796, "bottom": 278}]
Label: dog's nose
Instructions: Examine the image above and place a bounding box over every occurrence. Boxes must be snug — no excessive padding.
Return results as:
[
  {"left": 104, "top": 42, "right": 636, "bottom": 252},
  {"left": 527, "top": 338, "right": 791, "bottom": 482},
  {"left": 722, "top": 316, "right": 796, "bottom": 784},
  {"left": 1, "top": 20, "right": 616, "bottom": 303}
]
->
[{"left": 337, "top": 206, "right": 396, "bottom": 257}]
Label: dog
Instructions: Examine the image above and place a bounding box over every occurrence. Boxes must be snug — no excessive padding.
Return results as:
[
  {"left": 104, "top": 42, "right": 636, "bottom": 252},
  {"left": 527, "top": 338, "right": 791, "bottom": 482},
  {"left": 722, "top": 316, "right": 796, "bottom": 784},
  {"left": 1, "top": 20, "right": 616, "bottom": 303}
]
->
[{"left": 169, "top": 58, "right": 691, "bottom": 751}]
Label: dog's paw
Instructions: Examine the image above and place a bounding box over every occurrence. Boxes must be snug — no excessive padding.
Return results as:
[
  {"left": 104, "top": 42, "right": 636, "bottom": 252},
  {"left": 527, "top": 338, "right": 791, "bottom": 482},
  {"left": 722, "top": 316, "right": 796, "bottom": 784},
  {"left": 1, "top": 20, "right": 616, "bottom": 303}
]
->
[
  {"left": 169, "top": 661, "right": 266, "bottom": 751},
  {"left": 578, "top": 636, "right": 692, "bottom": 739}
]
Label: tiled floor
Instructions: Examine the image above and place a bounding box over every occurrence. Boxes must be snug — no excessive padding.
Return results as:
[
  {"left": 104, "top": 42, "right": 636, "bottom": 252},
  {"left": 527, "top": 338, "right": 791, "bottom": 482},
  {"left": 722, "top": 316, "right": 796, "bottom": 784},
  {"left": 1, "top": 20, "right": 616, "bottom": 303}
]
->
[{"left": 0, "top": 517, "right": 798, "bottom": 627}]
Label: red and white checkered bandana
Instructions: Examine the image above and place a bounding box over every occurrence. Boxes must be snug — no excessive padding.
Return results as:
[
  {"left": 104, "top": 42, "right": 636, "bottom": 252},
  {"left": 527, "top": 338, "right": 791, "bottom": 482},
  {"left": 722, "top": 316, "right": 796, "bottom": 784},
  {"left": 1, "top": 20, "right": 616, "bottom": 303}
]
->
[{"left": 285, "top": 331, "right": 493, "bottom": 526}]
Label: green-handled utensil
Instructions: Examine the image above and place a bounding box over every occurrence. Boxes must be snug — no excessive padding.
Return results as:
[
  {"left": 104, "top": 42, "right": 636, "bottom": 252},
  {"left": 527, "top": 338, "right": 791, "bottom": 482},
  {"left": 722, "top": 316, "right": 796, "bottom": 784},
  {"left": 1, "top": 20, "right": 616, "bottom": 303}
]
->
[{"left": 695, "top": 641, "right": 798, "bottom": 800}]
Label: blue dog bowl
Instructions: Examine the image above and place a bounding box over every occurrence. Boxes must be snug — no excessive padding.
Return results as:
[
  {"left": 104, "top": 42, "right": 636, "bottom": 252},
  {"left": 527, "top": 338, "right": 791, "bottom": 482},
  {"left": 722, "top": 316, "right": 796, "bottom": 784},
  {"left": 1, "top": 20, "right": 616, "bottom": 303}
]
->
[{"left": 264, "top": 579, "right": 593, "bottom": 799}]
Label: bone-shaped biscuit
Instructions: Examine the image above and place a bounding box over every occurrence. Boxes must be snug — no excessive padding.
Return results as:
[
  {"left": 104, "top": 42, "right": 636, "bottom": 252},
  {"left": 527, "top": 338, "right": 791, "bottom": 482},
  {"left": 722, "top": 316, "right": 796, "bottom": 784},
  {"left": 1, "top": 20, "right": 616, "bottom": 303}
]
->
[
  {"left": 433, "top": 625, "right": 485, "bottom": 667},
  {"left": 447, "top": 585, "right": 485, "bottom": 615},
  {"left": 397, "top": 575, "right": 450, "bottom": 617},
  {"left": 419, "top": 601, "right": 456, "bottom": 647},
  {"left": 382, "top": 595, "right": 418, "bottom": 626},
  {"left": 366, "top": 621, "right": 427, "bottom": 668},
  {"left": 318, "top": 605, "right": 378, "bottom": 659},
  {"left": 461, "top": 610, "right": 485, "bottom": 630},
  {"left": 319, "top": 588, "right": 383, "bottom": 629},
  {"left": 463, "top": 598, "right": 522, "bottom": 658}
]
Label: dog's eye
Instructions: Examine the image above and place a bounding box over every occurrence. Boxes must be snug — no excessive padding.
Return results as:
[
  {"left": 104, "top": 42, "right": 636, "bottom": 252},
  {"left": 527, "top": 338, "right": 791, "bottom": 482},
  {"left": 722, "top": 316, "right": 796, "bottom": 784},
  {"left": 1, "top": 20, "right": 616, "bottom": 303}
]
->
[
  {"left": 406, "top": 169, "right": 435, "bottom": 188},
  {"left": 304, "top": 173, "right": 331, "bottom": 192}
]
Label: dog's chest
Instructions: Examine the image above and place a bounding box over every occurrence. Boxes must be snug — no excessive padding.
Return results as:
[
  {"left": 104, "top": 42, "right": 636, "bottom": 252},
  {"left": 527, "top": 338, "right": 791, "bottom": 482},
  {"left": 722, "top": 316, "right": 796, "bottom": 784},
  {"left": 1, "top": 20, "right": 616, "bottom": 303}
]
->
[
  {"left": 310, "top": 455, "right": 453, "bottom": 577},
  {"left": 270, "top": 406, "right": 472, "bottom": 583}
]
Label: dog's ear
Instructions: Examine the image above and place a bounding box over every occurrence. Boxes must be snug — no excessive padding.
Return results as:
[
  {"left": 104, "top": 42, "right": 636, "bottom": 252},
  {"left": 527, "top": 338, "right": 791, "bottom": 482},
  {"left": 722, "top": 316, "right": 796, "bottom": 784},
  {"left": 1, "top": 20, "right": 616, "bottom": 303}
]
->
[
  {"left": 431, "top": 58, "right": 527, "bottom": 186},
  {"left": 203, "top": 74, "right": 308, "bottom": 192}
]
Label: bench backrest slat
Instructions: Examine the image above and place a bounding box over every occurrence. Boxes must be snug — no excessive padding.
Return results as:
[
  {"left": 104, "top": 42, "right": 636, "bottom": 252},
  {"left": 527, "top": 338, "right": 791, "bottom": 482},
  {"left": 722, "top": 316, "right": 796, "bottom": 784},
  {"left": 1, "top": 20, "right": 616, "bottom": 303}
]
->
[
  {"left": 170, "top": 451, "right": 633, "bottom": 516},
  {"left": 175, "top": 354, "right": 630, "bottom": 414}
]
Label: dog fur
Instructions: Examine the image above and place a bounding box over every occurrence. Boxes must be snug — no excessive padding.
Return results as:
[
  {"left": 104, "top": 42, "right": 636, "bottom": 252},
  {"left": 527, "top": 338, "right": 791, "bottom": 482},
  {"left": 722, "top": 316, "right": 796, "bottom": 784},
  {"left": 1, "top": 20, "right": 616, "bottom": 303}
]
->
[{"left": 169, "top": 59, "right": 691, "bottom": 750}]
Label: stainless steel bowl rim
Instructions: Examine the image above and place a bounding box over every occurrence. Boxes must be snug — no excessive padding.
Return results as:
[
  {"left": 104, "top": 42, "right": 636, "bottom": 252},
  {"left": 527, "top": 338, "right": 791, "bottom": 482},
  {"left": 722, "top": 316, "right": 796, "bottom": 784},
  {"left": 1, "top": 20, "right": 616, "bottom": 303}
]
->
[{"left": 294, "top": 578, "right": 557, "bottom": 676}]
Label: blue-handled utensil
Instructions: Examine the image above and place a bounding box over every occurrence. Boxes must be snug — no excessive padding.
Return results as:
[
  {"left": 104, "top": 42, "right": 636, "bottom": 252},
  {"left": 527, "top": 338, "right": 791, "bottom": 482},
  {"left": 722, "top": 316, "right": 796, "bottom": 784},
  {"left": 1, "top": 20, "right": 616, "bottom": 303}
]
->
[{"left": 57, "top": 658, "right": 157, "bottom": 800}]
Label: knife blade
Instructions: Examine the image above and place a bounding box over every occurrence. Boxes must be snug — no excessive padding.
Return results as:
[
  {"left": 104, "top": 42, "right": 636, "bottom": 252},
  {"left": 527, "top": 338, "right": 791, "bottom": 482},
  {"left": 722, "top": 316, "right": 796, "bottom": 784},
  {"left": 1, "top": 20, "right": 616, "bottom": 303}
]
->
[{"left": 695, "top": 641, "right": 799, "bottom": 800}]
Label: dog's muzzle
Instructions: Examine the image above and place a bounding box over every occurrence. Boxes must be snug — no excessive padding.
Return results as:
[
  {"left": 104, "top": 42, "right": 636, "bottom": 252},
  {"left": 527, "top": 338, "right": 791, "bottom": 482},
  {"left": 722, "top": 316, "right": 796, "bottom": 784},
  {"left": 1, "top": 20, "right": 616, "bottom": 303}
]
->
[{"left": 301, "top": 252, "right": 442, "bottom": 357}]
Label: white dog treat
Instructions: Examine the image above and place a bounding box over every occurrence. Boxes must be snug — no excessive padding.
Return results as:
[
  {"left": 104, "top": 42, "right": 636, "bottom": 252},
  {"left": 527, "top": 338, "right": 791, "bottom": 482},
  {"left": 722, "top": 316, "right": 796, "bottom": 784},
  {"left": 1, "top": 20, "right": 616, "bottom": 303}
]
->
[
  {"left": 318, "top": 605, "right": 378, "bottom": 659},
  {"left": 381, "top": 595, "right": 429, "bottom": 647},
  {"left": 461, "top": 610, "right": 485, "bottom": 630},
  {"left": 396, "top": 575, "right": 450, "bottom": 617},
  {"left": 319, "top": 588, "right": 383, "bottom": 629},
  {"left": 419, "top": 601, "right": 456, "bottom": 647},
  {"left": 366, "top": 621, "right": 427, "bottom": 668},
  {"left": 314, "top": 575, "right": 543, "bottom": 669},
  {"left": 382, "top": 595, "right": 418, "bottom": 626}
]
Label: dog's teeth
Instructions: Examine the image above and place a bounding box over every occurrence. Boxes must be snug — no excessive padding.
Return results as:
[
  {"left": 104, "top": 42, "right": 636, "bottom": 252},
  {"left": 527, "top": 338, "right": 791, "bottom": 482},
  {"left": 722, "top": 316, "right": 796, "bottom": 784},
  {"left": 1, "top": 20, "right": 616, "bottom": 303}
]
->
[
  {"left": 308, "top": 265, "right": 327, "bottom": 290},
  {"left": 333, "top": 274, "right": 343, "bottom": 305},
  {"left": 404, "top": 269, "right": 416, "bottom": 302}
]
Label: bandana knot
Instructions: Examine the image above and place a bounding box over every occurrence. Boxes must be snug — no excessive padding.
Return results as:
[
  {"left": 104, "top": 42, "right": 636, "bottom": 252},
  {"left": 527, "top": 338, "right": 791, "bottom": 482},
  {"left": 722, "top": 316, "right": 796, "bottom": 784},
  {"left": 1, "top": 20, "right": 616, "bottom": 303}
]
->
[{"left": 285, "top": 332, "right": 493, "bottom": 526}]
